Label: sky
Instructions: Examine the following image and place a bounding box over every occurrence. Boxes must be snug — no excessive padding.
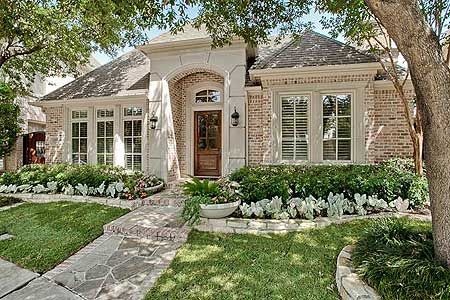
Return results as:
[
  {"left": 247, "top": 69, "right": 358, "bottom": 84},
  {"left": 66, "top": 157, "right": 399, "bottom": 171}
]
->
[{"left": 94, "top": 11, "right": 331, "bottom": 65}]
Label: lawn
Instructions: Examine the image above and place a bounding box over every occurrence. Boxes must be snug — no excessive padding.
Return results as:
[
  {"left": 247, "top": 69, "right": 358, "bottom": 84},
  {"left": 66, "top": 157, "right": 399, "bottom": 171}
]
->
[
  {"left": 146, "top": 220, "right": 371, "bottom": 300},
  {"left": 0, "top": 202, "right": 128, "bottom": 273},
  {"left": 0, "top": 196, "right": 22, "bottom": 207}
]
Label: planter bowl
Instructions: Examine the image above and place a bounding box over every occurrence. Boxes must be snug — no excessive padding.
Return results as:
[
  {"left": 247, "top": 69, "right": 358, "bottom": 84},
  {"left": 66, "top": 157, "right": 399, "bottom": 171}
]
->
[
  {"left": 200, "top": 200, "right": 241, "bottom": 219},
  {"left": 143, "top": 182, "right": 165, "bottom": 194}
]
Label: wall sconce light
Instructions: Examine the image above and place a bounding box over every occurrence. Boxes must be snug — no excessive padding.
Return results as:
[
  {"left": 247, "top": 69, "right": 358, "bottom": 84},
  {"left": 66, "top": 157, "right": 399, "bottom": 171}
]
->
[
  {"left": 149, "top": 111, "right": 158, "bottom": 129},
  {"left": 231, "top": 106, "right": 240, "bottom": 126}
]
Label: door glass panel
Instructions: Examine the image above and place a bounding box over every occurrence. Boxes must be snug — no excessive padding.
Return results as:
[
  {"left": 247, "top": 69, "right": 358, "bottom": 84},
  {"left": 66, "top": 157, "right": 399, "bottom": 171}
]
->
[{"left": 199, "top": 116, "right": 207, "bottom": 138}]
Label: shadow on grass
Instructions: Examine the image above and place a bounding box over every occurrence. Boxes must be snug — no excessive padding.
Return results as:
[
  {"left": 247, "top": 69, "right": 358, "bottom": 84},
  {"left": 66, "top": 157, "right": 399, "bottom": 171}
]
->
[{"left": 146, "top": 220, "right": 372, "bottom": 300}]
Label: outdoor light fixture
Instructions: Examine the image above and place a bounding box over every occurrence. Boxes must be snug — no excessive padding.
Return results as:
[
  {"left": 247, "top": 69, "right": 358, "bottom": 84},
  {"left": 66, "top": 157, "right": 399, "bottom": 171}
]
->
[
  {"left": 149, "top": 111, "right": 158, "bottom": 129},
  {"left": 231, "top": 106, "right": 240, "bottom": 126}
]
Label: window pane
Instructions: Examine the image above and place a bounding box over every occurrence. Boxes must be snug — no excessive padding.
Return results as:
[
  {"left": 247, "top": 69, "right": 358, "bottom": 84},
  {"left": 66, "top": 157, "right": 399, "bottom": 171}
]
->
[
  {"left": 295, "top": 118, "right": 308, "bottom": 137},
  {"left": 105, "top": 121, "right": 114, "bottom": 137},
  {"left": 323, "top": 140, "right": 337, "bottom": 160},
  {"left": 133, "top": 120, "right": 142, "bottom": 136},
  {"left": 210, "top": 90, "right": 220, "bottom": 102},
  {"left": 72, "top": 154, "right": 79, "bottom": 163},
  {"left": 80, "top": 154, "right": 87, "bottom": 164},
  {"left": 337, "top": 95, "right": 351, "bottom": 116},
  {"left": 196, "top": 90, "right": 208, "bottom": 96},
  {"left": 282, "top": 140, "right": 294, "bottom": 160},
  {"left": 338, "top": 117, "right": 351, "bottom": 138},
  {"left": 322, "top": 95, "right": 336, "bottom": 117},
  {"left": 195, "top": 96, "right": 208, "bottom": 103},
  {"left": 72, "top": 139, "right": 79, "bottom": 153},
  {"left": 133, "top": 107, "right": 143, "bottom": 116},
  {"left": 295, "top": 140, "right": 308, "bottom": 160},
  {"left": 125, "top": 138, "right": 133, "bottom": 153},
  {"left": 323, "top": 117, "right": 336, "bottom": 139},
  {"left": 80, "top": 122, "right": 88, "bottom": 137},
  {"left": 338, "top": 140, "right": 351, "bottom": 160},
  {"left": 133, "top": 155, "right": 142, "bottom": 170},
  {"left": 80, "top": 138, "right": 88, "bottom": 153},
  {"left": 124, "top": 121, "right": 133, "bottom": 136},
  {"left": 133, "top": 137, "right": 141, "bottom": 153},
  {"left": 72, "top": 123, "right": 79, "bottom": 138},
  {"left": 106, "top": 154, "right": 113, "bottom": 165},
  {"left": 97, "top": 138, "right": 105, "bottom": 153},
  {"left": 282, "top": 118, "right": 294, "bottom": 138},
  {"left": 106, "top": 138, "right": 114, "bottom": 153},
  {"left": 97, "top": 155, "right": 105, "bottom": 165},
  {"left": 97, "top": 122, "right": 105, "bottom": 137},
  {"left": 126, "top": 155, "right": 133, "bottom": 169}
]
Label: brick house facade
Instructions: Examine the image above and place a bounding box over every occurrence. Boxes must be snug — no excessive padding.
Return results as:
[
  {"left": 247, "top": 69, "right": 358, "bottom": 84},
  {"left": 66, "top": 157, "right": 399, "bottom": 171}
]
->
[{"left": 30, "top": 27, "right": 414, "bottom": 183}]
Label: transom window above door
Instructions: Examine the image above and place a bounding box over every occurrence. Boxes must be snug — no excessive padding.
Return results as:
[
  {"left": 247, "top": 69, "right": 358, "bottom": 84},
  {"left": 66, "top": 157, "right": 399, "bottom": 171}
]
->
[{"left": 195, "top": 90, "right": 221, "bottom": 103}]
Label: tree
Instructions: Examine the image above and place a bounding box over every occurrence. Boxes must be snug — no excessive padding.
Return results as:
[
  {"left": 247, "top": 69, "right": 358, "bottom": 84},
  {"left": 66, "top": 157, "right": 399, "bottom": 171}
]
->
[
  {"left": 168, "top": 0, "right": 450, "bottom": 265},
  {"left": 0, "top": 0, "right": 187, "bottom": 92},
  {"left": 0, "top": 83, "right": 21, "bottom": 158}
]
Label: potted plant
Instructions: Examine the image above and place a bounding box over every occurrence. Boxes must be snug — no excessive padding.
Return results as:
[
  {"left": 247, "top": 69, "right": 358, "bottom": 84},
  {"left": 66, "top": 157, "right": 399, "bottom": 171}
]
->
[{"left": 182, "top": 177, "right": 241, "bottom": 224}]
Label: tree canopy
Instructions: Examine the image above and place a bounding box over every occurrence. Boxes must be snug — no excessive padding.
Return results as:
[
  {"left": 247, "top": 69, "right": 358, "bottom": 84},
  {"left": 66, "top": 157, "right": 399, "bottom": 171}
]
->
[{"left": 0, "top": 83, "right": 21, "bottom": 157}]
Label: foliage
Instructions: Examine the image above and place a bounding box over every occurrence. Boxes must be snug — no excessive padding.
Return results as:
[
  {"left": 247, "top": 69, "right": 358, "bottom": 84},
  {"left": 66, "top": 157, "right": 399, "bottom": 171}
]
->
[
  {"left": 146, "top": 220, "right": 376, "bottom": 300},
  {"left": 181, "top": 195, "right": 212, "bottom": 225},
  {"left": 0, "top": 82, "right": 21, "bottom": 157},
  {"left": 229, "top": 160, "right": 428, "bottom": 208},
  {"left": 0, "top": 196, "right": 21, "bottom": 207},
  {"left": 183, "top": 177, "right": 220, "bottom": 198},
  {"left": 0, "top": 202, "right": 128, "bottom": 273},
  {"left": 352, "top": 218, "right": 450, "bottom": 299},
  {"left": 0, "top": 164, "right": 163, "bottom": 200},
  {"left": 239, "top": 192, "right": 406, "bottom": 220}
]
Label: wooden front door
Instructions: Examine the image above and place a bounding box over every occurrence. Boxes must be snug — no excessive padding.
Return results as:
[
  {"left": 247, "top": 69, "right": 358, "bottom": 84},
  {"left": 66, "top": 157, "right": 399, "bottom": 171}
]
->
[
  {"left": 23, "top": 132, "right": 46, "bottom": 165},
  {"left": 194, "top": 111, "right": 222, "bottom": 177}
]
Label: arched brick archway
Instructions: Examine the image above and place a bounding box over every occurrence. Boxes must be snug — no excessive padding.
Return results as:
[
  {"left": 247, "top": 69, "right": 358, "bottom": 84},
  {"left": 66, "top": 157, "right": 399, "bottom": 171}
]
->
[{"left": 166, "top": 69, "right": 225, "bottom": 180}]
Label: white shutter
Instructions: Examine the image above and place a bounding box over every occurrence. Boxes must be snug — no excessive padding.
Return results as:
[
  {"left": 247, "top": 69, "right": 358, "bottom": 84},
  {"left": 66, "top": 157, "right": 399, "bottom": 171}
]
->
[{"left": 281, "top": 96, "right": 309, "bottom": 161}]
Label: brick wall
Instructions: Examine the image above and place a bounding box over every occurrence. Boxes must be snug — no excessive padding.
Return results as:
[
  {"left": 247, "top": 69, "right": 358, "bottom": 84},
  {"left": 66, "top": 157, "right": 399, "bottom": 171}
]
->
[
  {"left": 4, "top": 138, "right": 23, "bottom": 171},
  {"left": 247, "top": 73, "right": 414, "bottom": 165},
  {"left": 167, "top": 70, "right": 224, "bottom": 181},
  {"left": 42, "top": 106, "right": 65, "bottom": 164}
]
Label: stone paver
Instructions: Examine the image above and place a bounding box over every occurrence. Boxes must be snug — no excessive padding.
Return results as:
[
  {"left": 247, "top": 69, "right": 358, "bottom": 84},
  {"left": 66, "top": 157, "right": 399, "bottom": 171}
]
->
[
  {"left": 2, "top": 277, "right": 82, "bottom": 300},
  {"left": 0, "top": 258, "right": 39, "bottom": 298},
  {"left": 48, "top": 235, "right": 184, "bottom": 300}
]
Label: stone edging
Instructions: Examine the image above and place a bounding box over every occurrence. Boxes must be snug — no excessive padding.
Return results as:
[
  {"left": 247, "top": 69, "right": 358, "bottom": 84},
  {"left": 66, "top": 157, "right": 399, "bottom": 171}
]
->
[
  {"left": 195, "top": 212, "right": 431, "bottom": 234},
  {"left": 336, "top": 245, "right": 380, "bottom": 300}
]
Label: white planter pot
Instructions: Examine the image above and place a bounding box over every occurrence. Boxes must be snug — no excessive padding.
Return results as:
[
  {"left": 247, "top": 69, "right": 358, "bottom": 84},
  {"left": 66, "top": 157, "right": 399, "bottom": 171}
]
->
[{"left": 200, "top": 200, "right": 241, "bottom": 219}]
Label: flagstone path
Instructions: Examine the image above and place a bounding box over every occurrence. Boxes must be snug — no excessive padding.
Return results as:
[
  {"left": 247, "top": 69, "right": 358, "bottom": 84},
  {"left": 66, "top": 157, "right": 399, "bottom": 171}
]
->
[{"left": 1, "top": 186, "right": 188, "bottom": 300}]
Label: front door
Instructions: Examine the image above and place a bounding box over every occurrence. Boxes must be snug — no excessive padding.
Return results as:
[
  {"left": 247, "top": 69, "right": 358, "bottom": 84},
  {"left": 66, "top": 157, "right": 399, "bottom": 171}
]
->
[{"left": 194, "top": 111, "right": 222, "bottom": 177}]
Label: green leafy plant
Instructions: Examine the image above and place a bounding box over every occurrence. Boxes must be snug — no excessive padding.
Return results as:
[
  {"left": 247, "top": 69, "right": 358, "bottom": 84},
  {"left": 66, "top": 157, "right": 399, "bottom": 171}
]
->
[
  {"left": 181, "top": 195, "right": 211, "bottom": 225},
  {"left": 183, "top": 177, "right": 220, "bottom": 197},
  {"left": 0, "top": 82, "right": 21, "bottom": 157},
  {"left": 352, "top": 218, "right": 449, "bottom": 300}
]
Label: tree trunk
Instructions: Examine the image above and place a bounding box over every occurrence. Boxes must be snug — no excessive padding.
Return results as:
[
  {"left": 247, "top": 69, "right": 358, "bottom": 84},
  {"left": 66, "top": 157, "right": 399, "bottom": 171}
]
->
[{"left": 365, "top": 0, "right": 450, "bottom": 266}]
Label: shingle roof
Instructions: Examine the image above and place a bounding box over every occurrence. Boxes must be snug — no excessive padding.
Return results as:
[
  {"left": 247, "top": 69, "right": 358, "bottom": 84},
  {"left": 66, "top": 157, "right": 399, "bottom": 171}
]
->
[
  {"left": 41, "top": 50, "right": 150, "bottom": 101},
  {"left": 251, "top": 30, "right": 377, "bottom": 70}
]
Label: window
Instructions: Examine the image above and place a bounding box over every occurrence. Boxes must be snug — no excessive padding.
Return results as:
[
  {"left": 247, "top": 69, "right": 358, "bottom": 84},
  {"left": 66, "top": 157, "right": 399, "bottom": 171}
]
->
[
  {"left": 71, "top": 110, "right": 88, "bottom": 164},
  {"left": 195, "top": 90, "right": 221, "bottom": 103},
  {"left": 96, "top": 109, "right": 114, "bottom": 165},
  {"left": 281, "top": 95, "right": 309, "bottom": 161},
  {"left": 123, "top": 107, "right": 142, "bottom": 171},
  {"left": 322, "top": 94, "right": 352, "bottom": 161},
  {"left": 0, "top": 157, "right": 4, "bottom": 171},
  {"left": 36, "top": 141, "right": 45, "bottom": 158}
]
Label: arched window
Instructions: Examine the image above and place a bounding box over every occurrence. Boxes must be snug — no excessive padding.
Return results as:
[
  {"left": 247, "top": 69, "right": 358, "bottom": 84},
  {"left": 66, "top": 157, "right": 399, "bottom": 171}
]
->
[{"left": 195, "top": 89, "right": 221, "bottom": 103}]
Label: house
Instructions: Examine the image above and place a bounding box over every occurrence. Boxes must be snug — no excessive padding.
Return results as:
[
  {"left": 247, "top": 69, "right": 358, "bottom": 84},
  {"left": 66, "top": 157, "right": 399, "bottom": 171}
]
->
[
  {"left": 33, "top": 26, "right": 414, "bottom": 183},
  {"left": 1, "top": 57, "right": 100, "bottom": 172}
]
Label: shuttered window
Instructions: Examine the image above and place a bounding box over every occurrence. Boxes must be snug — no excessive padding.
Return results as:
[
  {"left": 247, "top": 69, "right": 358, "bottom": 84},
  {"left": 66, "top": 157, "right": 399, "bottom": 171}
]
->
[
  {"left": 96, "top": 109, "right": 114, "bottom": 165},
  {"left": 281, "top": 95, "right": 309, "bottom": 161},
  {"left": 322, "top": 94, "right": 352, "bottom": 161},
  {"left": 123, "top": 106, "right": 142, "bottom": 171},
  {"left": 71, "top": 110, "right": 88, "bottom": 164}
]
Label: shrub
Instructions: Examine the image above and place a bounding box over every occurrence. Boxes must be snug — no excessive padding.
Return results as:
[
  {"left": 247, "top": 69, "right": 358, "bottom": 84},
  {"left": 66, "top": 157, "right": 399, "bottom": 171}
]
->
[
  {"left": 181, "top": 195, "right": 211, "bottom": 225},
  {"left": 229, "top": 159, "right": 428, "bottom": 208},
  {"left": 183, "top": 178, "right": 220, "bottom": 197},
  {"left": 352, "top": 218, "right": 450, "bottom": 300},
  {"left": 0, "top": 164, "right": 163, "bottom": 200}
]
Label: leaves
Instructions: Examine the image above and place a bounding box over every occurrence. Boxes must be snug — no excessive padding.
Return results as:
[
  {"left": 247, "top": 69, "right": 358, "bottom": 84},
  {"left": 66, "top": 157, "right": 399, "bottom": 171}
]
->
[{"left": 0, "top": 82, "right": 21, "bottom": 156}]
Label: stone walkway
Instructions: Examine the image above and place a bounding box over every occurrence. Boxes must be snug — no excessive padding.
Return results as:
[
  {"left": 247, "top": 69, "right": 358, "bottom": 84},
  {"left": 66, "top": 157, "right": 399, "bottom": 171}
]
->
[{"left": 1, "top": 186, "right": 188, "bottom": 300}]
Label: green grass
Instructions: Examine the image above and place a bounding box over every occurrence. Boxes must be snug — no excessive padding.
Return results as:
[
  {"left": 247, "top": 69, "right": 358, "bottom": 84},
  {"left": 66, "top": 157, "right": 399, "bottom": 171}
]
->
[
  {"left": 0, "top": 202, "right": 128, "bottom": 273},
  {"left": 146, "top": 221, "right": 372, "bottom": 300},
  {"left": 0, "top": 196, "right": 22, "bottom": 207},
  {"left": 352, "top": 218, "right": 449, "bottom": 300}
]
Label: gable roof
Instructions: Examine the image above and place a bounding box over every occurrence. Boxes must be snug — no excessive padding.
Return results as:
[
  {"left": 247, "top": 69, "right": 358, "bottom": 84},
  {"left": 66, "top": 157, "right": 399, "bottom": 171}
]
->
[
  {"left": 251, "top": 30, "right": 377, "bottom": 70},
  {"left": 144, "top": 25, "right": 210, "bottom": 45},
  {"left": 41, "top": 50, "right": 150, "bottom": 101}
]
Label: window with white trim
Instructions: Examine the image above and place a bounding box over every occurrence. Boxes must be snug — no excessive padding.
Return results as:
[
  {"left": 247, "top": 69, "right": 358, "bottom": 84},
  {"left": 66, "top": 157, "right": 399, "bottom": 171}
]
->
[
  {"left": 0, "top": 157, "right": 4, "bottom": 171},
  {"left": 123, "top": 106, "right": 142, "bottom": 171},
  {"left": 195, "top": 89, "right": 221, "bottom": 103},
  {"left": 280, "top": 95, "right": 309, "bottom": 161},
  {"left": 96, "top": 109, "right": 114, "bottom": 165},
  {"left": 71, "top": 110, "right": 88, "bottom": 164},
  {"left": 322, "top": 94, "right": 352, "bottom": 161}
]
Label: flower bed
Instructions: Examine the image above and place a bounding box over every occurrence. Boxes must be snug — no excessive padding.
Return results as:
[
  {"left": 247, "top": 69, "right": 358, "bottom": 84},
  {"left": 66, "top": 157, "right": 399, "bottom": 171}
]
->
[{"left": 0, "top": 164, "right": 164, "bottom": 200}]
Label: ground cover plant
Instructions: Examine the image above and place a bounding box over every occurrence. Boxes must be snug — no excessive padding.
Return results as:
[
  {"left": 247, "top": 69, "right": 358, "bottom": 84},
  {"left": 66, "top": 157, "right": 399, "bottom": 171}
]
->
[
  {"left": 146, "top": 219, "right": 431, "bottom": 300},
  {"left": 0, "top": 164, "right": 163, "bottom": 200},
  {"left": 229, "top": 159, "right": 428, "bottom": 208},
  {"left": 0, "top": 202, "right": 128, "bottom": 273},
  {"left": 0, "top": 195, "right": 21, "bottom": 207},
  {"left": 352, "top": 218, "right": 450, "bottom": 300}
]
